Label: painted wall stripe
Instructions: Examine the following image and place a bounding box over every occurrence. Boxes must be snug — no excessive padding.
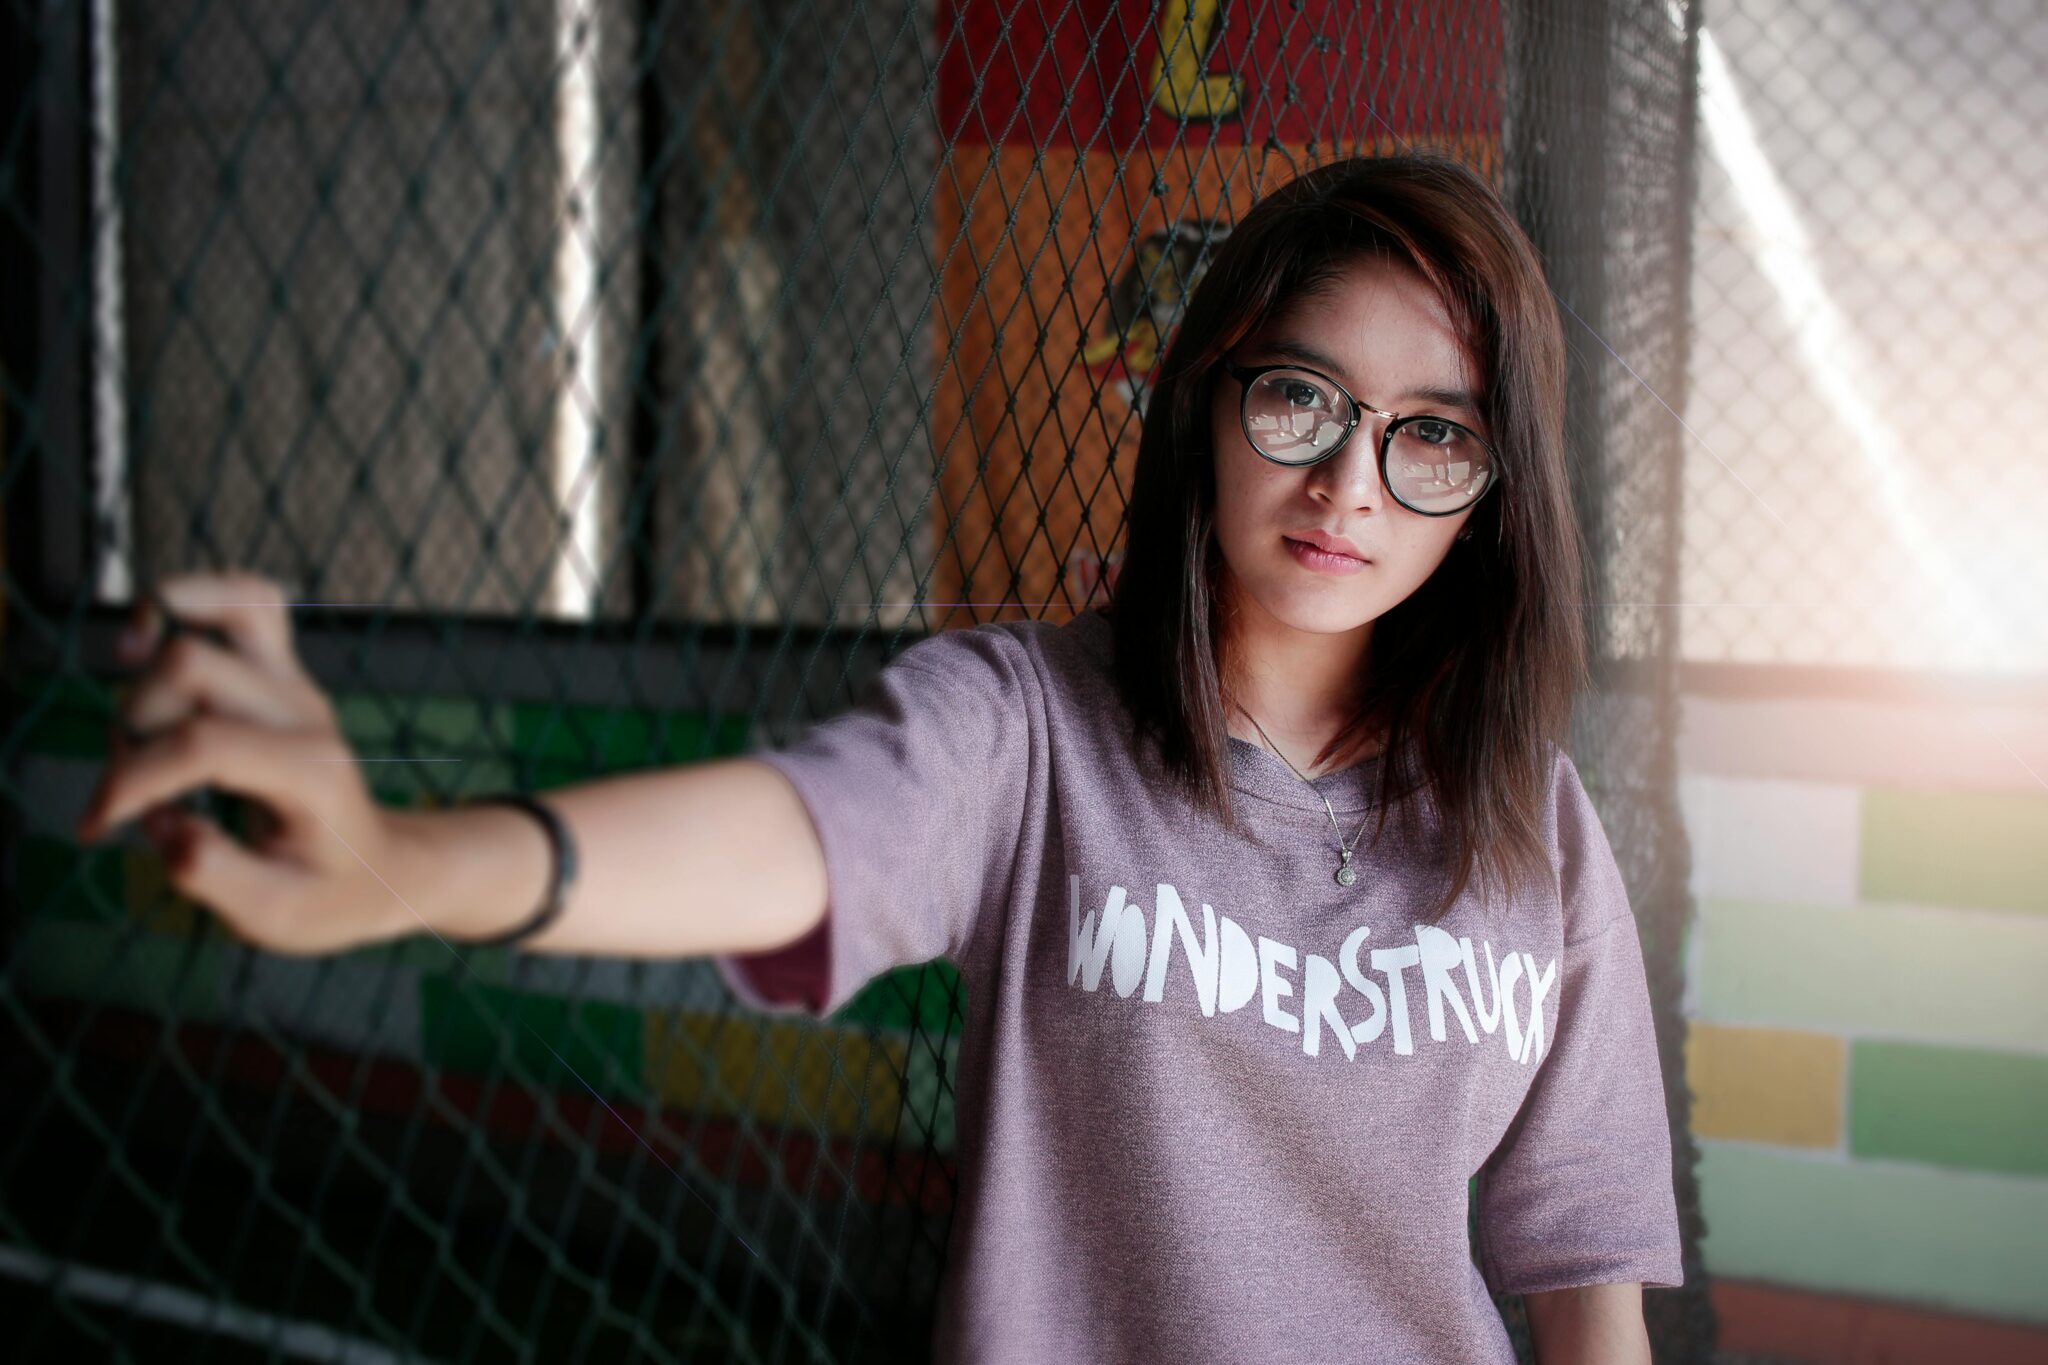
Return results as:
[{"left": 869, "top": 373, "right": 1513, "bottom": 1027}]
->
[
  {"left": 1697, "top": 1139, "right": 2048, "bottom": 1324},
  {"left": 1678, "top": 692, "right": 2048, "bottom": 798},
  {"left": 237, "top": 954, "right": 427, "bottom": 1061},
  {"left": 1861, "top": 787, "right": 2048, "bottom": 916},
  {"left": 1692, "top": 900, "right": 2048, "bottom": 1051},
  {"left": 1685, "top": 1023, "right": 1844, "bottom": 1148},
  {"left": 13, "top": 919, "right": 224, "bottom": 1022},
  {"left": 1680, "top": 774, "right": 1862, "bottom": 908},
  {"left": 408, "top": 975, "right": 952, "bottom": 1150},
  {"left": 835, "top": 960, "right": 968, "bottom": 1032},
  {"left": 513, "top": 698, "right": 752, "bottom": 775},
  {"left": 1710, "top": 1275, "right": 2048, "bottom": 1363},
  {"left": 419, "top": 975, "right": 649, "bottom": 1103},
  {"left": 19, "top": 997, "right": 958, "bottom": 1212},
  {"left": 1849, "top": 1040, "right": 2048, "bottom": 1179},
  {"left": 328, "top": 692, "right": 515, "bottom": 805},
  {"left": 645, "top": 1010, "right": 911, "bottom": 1143}
]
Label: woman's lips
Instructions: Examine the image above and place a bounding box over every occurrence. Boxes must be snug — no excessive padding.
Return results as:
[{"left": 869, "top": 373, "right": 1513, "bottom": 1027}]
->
[{"left": 1284, "top": 535, "right": 1369, "bottom": 575}]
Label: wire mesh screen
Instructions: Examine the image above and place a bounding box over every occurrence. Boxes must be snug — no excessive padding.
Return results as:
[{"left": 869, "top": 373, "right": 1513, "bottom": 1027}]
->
[
  {"left": 1681, "top": 0, "right": 2048, "bottom": 675},
  {"left": 2, "top": 0, "right": 1715, "bottom": 1360}
]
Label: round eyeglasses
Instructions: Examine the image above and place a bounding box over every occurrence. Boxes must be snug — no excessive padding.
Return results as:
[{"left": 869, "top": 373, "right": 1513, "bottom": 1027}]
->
[{"left": 1225, "top": 361, "right": 1501, "bottom": 516}]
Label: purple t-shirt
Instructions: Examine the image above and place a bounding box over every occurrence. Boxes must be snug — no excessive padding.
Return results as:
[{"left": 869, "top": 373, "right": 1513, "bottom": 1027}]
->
[{"left": 718, "top": 607, "right": 1683, "bottom": 1362}]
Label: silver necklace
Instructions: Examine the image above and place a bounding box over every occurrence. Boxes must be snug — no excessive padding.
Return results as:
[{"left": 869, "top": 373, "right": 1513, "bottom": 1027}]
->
[{"left": 1236, "top": 706, "right": 1374, "bottom": 887}]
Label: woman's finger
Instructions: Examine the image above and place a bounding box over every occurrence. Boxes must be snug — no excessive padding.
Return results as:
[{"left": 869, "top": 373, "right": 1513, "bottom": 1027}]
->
[
  {"left": 119, "top": 630, "right": 324, "bottom": 737},
  {"left": 78, "top": 715, "right": 336, "bottom": 841},
  {"left": 151, "top": 806, "right": 317, "bottom": 942},
  {"left": 150, "top": 570, "right": 304, "bottom": 678}
]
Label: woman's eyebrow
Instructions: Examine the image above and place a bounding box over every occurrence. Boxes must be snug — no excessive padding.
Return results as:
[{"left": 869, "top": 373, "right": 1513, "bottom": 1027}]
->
[
  {"left": 1255, "top": 337, "right": 1481, "bottom": 414},
  {"left": 1399, "top": 382, "right": 1483, "bottom": 415}
]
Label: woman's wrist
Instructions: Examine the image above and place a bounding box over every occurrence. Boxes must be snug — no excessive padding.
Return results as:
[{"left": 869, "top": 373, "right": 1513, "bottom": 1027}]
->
[{"left": 380, "top": 801, "right": 554, "bottom": 946}]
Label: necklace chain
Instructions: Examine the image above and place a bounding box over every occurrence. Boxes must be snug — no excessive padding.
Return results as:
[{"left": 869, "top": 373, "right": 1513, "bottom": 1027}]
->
[{"left": 1236, "top": 705, "right": 1373, "bottom": 886}]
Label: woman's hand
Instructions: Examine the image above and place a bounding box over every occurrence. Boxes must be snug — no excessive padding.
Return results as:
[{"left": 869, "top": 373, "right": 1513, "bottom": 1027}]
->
[{"left": 74, "top": 570, "right": 414, "bottom": 957}]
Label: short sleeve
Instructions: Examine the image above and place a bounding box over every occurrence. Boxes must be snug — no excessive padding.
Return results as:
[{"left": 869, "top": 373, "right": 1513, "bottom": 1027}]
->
[
  {"left": 713, "top": 624, "right": 1034, "bottom": 1019},
  {"left": 1472, "top": 751, "right": 1686, "bottom": 1295}
]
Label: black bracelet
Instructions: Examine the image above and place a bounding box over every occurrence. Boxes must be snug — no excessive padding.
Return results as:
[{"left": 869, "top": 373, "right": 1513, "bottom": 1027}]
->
[{"left": 452, "top": 793, "right": 579, "bottom": 950}]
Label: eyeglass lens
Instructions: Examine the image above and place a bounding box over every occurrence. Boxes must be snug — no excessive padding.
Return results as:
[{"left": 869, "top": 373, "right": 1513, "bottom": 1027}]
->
[{"left": 1241, "top": 367, "right": 1493, "bottom": 514}]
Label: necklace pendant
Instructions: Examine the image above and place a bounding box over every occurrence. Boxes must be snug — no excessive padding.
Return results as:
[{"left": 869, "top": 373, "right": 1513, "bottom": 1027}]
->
[{"left": 1335, "top": 862, "right": 1357, "bottom": 887}]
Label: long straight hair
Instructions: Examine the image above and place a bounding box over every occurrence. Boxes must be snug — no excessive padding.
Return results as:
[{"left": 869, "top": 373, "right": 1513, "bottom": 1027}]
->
[{"left": 1104, "top": 150, "right": 1588, "bottom": 925}]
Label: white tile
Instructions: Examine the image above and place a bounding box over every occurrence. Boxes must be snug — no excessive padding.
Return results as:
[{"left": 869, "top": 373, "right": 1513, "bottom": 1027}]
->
[{"left": 1685, "top": 775, "right": 1861, "bottom": 906}]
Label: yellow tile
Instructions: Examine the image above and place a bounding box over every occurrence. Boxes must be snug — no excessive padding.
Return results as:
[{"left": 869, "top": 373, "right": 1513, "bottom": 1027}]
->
[
  {"left": 645, "top": 1010, "right": 907, "bottom": 1142},
  {"left": 1685, "top": 1023, "right": 1844, "bottom": 1148}
]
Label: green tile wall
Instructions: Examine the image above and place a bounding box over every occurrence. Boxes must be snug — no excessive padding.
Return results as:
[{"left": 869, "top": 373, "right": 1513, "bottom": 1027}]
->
[
  {"left": 1697, "top": 1141, "right": 2048, "bottom": 1323},
  {"left": 330, "top": 691, "right": 515, "bottom": 805},
  {"left": 837, "top": 961, "right": 967, "bottom": 1033},
  {"left": 11, "top": 919, "right": 225, "bottom": 1021},
  {"left": 514, "top": 701, "right": 752, "bottom": 787},
  {"left": 1849, "top": 1040, "right": 2048, "bottom": 1178}
]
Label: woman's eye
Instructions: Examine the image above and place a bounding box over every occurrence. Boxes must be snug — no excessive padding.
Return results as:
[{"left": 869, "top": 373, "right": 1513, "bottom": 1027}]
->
[
  {"left": 1412, "top": 419, "right": 1455, "bottom": 445},
  {"left": 1278, "top": 381, "right": 1324, "bottom": 408}
]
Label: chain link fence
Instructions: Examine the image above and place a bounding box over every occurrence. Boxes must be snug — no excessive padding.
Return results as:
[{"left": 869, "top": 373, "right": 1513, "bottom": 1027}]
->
[
  {"left": 4, "top": 1, "right": 1716, "bottom": 1359},
  {"left": 1682, "top": 0, "right": 2048, "bottom": 676}
]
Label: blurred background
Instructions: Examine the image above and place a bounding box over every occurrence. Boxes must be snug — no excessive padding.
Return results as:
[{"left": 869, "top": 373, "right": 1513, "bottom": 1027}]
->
[{"left": 1, "top": 0, "right": 2042, "bottom": 1361}]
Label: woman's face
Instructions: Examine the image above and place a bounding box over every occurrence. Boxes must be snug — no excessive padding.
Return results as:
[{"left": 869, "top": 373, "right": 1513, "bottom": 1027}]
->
[{"left": 1209, "top": 256, "right": 1485, "bottom": 640}]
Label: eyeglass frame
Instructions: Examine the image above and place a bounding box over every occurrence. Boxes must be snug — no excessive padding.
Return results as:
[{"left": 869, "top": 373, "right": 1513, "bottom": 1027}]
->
[{"left": 1223, "top": 360, "right": 1503, "bottom": 517}]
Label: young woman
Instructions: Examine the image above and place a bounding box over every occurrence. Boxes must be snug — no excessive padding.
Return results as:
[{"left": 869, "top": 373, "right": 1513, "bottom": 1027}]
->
[{"left": 78, "top": 152, "right": 1681, "bottom": 1363}]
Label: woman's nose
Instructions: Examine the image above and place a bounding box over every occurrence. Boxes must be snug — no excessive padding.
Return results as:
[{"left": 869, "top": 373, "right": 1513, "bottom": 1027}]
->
[{"left": 1308, "top": 421, "right": 1388, "bottom": 511}]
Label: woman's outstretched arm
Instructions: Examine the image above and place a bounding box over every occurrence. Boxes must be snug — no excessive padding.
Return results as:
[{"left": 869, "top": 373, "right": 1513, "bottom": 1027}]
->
[
  {"left": 76, "top": 570, "right": 827, "bottom": 962},
  {"left": 383, "top": 757, "right": 826, "bottom": 958}
]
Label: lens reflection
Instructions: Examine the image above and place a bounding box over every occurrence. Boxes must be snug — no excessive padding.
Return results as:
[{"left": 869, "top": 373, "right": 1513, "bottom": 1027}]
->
[
  {"left": 1385, "top": 420, "right": 1491, "bottom": 514},
  {"left": 1243, "top": 370, "right": 1343, "bottom": 460}
]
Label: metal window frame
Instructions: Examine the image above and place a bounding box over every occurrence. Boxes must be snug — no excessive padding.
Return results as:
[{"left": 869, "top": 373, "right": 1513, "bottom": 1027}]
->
[{"left": 0, "top": 0, "right": 927, "bottom": 738}]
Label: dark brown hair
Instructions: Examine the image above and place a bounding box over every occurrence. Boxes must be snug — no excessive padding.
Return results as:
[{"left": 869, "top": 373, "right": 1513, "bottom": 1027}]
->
[{"left": 1104, "top": 150, "right": 1587, "bottom": 925}]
